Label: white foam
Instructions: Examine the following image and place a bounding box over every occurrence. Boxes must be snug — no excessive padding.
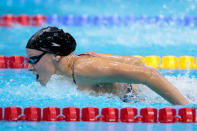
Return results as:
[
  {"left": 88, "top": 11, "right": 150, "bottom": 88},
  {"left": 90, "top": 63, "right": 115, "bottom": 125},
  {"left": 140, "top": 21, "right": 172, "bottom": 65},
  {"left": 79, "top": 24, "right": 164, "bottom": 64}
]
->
[
  {"left": 166, "top": 74, "right": 197, "bottom": 104},
  {"left": 134, "top": 72, "right": 197, "bottom": 104},
  {"left": 30, "top": 73, "right": 197, "bottom": 104},
  {"left": 36, "top": 74, "right": 81, "bottom": 99},
  {"left": 1, "top": 72, "right": 197, "bottom": 105}
]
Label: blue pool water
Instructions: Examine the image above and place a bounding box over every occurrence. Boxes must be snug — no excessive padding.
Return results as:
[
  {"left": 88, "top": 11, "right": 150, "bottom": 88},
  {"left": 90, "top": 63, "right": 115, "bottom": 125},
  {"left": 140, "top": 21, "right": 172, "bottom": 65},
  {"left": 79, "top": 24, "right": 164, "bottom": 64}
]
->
[
  {"left": 1, "top": 0, "right": 197, "bottom": 130},
  {"left": 1, "top": 122, "right": 197, "bottom": 131}
]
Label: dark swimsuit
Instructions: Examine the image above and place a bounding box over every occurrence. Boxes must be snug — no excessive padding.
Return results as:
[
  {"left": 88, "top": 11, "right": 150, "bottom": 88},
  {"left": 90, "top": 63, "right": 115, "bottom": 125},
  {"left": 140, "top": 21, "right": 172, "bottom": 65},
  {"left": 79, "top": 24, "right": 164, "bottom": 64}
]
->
[{"left": 71, "top": 53, "right": 135, "bottom": 102}]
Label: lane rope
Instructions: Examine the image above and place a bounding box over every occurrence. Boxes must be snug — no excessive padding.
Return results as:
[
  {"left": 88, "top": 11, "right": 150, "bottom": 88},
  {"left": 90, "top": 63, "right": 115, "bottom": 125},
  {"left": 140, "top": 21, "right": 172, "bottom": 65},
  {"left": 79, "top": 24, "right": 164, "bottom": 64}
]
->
[
  {"left": 1, "top": 55, "right": 197, "bottom": 69},
  {"left": 1, "top": 14, "right": 197, "bottom": 27},
  {"left": 0, "top": 106, "right": 196, "bottom": 123}
]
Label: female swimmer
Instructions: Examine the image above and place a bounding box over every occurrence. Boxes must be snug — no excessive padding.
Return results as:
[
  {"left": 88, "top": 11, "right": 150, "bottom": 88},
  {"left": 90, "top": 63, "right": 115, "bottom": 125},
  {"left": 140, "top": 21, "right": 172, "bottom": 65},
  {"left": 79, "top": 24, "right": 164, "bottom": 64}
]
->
[{"left": 26, "top": 26, "right": 189, "bottom": 105}]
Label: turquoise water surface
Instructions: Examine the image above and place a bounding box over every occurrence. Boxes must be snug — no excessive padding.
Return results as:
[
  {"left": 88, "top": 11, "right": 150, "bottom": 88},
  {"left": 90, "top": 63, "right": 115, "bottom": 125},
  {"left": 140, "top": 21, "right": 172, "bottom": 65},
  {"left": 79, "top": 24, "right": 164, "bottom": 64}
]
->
[{"left": 1, "top": 0, "right": 197, "bottom": 130}]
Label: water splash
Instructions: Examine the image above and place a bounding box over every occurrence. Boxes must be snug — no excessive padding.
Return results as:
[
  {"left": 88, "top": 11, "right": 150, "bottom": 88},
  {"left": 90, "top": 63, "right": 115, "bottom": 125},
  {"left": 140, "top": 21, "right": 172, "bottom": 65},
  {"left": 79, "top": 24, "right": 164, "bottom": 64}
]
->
[{"left": 0, "top": 70, "right": 196, "bottom": 109}]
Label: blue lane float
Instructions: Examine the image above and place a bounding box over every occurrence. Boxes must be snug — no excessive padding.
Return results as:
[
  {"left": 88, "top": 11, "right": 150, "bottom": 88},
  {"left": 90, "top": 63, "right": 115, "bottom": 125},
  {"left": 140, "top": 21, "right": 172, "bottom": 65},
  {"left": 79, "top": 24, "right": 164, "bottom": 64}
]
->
[
  {"left": 50, "top": 15, "right": 197, "bottom": 26},
  {"left": 47, "top": 15, "right": 62, "bottom": 25},
  {"left": 61, "top": 15, "right": 92, "bottom": 26}
]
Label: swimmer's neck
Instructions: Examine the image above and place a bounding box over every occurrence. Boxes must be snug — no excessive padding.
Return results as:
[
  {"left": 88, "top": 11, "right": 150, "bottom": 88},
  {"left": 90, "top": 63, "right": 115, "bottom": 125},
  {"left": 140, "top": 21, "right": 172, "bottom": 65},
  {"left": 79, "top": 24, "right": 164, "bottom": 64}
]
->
[{"left": 54, "top": 54, "right": 76, "bottom": 78}]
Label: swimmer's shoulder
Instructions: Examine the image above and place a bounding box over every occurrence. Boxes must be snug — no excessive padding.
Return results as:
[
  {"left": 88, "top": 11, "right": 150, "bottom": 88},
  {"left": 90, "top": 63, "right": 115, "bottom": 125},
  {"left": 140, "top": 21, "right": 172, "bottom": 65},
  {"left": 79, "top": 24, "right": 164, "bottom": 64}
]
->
[
  {"left": 74, "top": 53, "right": 108, "bottom": 70},
  {"left": 73, "top": 53, "right": 116, "bottom": 84}
]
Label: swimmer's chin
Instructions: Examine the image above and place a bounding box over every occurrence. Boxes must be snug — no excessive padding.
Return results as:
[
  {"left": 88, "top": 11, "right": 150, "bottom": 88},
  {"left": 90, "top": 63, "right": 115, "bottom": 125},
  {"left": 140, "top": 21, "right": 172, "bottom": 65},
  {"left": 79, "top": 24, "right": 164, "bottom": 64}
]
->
[
  {"left": 40, "top": 82, "right": 46, "bottom": 86},
  {"left": 37, "top": 79, "right": 48, "bottom": 86},
  {"left": 37, "top": 75, "right": 55, "bottom": 86}
]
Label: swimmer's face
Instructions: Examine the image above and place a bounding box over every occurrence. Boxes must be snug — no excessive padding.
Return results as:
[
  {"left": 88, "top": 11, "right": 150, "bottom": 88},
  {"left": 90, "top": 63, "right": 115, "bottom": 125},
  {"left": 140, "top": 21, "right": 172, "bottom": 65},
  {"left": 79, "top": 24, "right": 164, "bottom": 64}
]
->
[{"left": 26, "top": 48, "right": 56, "bottom": 86}]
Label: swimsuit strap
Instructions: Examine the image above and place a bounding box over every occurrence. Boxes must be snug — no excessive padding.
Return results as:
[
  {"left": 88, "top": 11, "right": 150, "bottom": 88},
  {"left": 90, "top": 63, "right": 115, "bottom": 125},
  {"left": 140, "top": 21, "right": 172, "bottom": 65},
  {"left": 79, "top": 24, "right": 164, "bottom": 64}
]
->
[
  {"left": 77, "top": 53, "right": 96, "bottom": 57},
  {"left": 72, "top": 53, "right": 96, "bottom": 84},
  {"left": 72, "top": 61, "right": 76, "bottom": 84}
]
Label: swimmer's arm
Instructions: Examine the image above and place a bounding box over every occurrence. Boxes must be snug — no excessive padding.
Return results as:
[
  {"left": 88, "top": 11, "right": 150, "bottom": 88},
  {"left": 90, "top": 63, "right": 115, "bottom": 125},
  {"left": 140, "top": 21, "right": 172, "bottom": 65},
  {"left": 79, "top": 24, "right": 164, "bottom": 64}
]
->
[
  {"left": 83, "top": 52, "right": 145, "bottom": 66},
  {"left": 74, "top": 58, "right": 189, "bottom": 105}
]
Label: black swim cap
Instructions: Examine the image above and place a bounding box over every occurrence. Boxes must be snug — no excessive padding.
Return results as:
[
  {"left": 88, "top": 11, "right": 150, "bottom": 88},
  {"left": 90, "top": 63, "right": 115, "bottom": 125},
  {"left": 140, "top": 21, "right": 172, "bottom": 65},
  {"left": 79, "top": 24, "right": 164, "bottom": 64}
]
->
[{"left": 26, "top": 26, "right": 76, "bottom": 56}]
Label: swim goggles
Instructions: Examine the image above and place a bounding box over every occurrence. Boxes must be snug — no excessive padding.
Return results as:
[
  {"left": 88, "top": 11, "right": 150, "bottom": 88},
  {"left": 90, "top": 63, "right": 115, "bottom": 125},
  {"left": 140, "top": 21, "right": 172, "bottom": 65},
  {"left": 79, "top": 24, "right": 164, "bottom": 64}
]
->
[{"left": 28, "top": 52, "right": 46, "bottom": 64}]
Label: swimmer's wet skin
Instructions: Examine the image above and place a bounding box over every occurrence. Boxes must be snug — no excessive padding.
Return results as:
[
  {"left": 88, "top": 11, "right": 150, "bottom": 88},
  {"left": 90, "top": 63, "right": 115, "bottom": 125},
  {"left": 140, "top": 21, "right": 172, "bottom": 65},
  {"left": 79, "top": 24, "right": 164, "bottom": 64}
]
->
[{"left": 26, "top": 26, "right": 190, "bottom": 105}]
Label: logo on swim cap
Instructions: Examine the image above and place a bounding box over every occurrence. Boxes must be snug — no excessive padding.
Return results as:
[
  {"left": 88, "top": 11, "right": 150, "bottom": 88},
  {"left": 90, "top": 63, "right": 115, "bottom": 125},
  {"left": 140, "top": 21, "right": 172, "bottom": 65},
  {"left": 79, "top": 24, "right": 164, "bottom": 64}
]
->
[{"left": 51, "top": 42, "right": 60, "bottom": 47}]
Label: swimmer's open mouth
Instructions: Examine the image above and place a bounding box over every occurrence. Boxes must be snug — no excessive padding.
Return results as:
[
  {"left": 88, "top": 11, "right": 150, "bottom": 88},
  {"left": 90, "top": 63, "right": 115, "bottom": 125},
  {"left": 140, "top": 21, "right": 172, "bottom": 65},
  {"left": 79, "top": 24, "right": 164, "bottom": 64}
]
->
[{"left": 36, "top": 74, "right": 39, "bottom": 80}]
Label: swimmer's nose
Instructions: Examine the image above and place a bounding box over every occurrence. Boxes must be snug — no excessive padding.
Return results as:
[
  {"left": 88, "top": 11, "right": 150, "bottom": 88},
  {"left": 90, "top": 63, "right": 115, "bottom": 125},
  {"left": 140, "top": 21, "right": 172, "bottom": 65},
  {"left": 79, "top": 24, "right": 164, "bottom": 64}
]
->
[{"left": 28, "top": 63, "right": 34, "bottom": 71}]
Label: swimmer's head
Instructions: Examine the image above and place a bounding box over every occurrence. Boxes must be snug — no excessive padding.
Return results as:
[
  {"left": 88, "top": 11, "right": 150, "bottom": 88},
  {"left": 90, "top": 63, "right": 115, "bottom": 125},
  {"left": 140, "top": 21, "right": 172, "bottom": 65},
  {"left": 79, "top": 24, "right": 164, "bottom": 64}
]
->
[
  {"left": 26, "top": 26, "right": 76, "bottom": 56},
  {"left": 26, "top": 26, "right": 76, "bottom": 86}
]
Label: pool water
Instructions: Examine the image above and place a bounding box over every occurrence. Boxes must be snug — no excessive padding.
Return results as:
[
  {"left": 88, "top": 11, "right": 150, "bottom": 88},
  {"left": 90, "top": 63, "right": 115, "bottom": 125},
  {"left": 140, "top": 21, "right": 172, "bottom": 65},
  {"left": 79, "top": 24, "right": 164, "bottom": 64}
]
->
[
  {"left": 1, "top": 122, "right": 197, "bottom": 131},
  {"left": 1, "top": 0, "right": 197, "bottom": 130}
]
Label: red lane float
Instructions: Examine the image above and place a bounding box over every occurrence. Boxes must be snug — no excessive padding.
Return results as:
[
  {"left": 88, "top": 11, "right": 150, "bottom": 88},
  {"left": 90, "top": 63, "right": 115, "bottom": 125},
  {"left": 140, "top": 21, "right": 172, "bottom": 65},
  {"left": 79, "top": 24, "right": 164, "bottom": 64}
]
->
[
  {"left": 179, "top": 107, "right": 196, "bottom": 123},
  {"left": 57, "top": 116, "right": 65, "bottom": 121},
  {"left": 101, "top": 107, "right": 119, "bottom": 122},
  {"left": 9, "top": 56, "right": 25, "bottom": 68},
  {"left": 0, "top": 55, "right": 8, "bottom": 62},
  {"left": 43, "top": 107, "right": 60, "bottom": 121},
  {"left": 0, "top": 14, "right": 46, "bottom": 27},
  {"left": 135, "top": 116, "right": 143, "bottom": 122},
  {"left": 120, "top": 107, "right": 137, "bottom": 122},
  {"left": 23, "top": 107, "right": 41, "bottom": 121},
  {"left": 96, "top": 116, "right": 104, "bottom": 121},
  {"left": 4, "top": 106, "right": 22, "bottom": 121},
  {"left": 62, "top": 107, "right": 80, "bottom": 121},
  {"left": 26, "top": 58, "right": 28, "bottom": 63},
  {"left": 140, "top": 107, "right": 157, "bottom": 123},
  {"left": 16, "top": 14, "right": 31, "bottom": 26},
  {"left": 23, "top": 63, "right": 28, "bottom": 68},
  {"left": 24, "top": 58, "right": 29, "bottom": 68},
  {"left": 0, "top": 55, "right": 8, "bottom": 68},
  {"left": 0, "top": 55, "right": 28, "bottom": 69},
  {"left": 32, "top": 15, "right": 46, "bottom": 26},
  {"left": 0, "top": 106, "right": 196, "bottom": 123},
  {"left": 1, "top": 14, "right": 16, "bottom": 27},
  {"left": 0, "top": 107, "right": 2, "bottom": 120},
  {"left": 82, "top": 107, "right": 99, "bottom": 121},
  {"left": 0, "top": 62, "right": 7, "bottom": 68},
  {"left": 9, "top": 62, "right": 24, "bottom": 68},
  {"left": 9, "top": 56, "right": 25, "bottom": 63},
  {"left": 19, "top": 115, "right": 26, "bottom": 121},
  {"left": 159, "top": 108, "right": 177, "bottom": 123}
]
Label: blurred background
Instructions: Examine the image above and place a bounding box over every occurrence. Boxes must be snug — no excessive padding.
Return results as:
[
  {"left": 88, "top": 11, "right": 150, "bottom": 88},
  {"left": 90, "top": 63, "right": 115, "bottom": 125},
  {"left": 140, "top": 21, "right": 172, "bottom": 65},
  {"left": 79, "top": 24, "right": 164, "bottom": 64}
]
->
[{"left": 1, "top": 0, "right": 197, "bottom": 57}]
